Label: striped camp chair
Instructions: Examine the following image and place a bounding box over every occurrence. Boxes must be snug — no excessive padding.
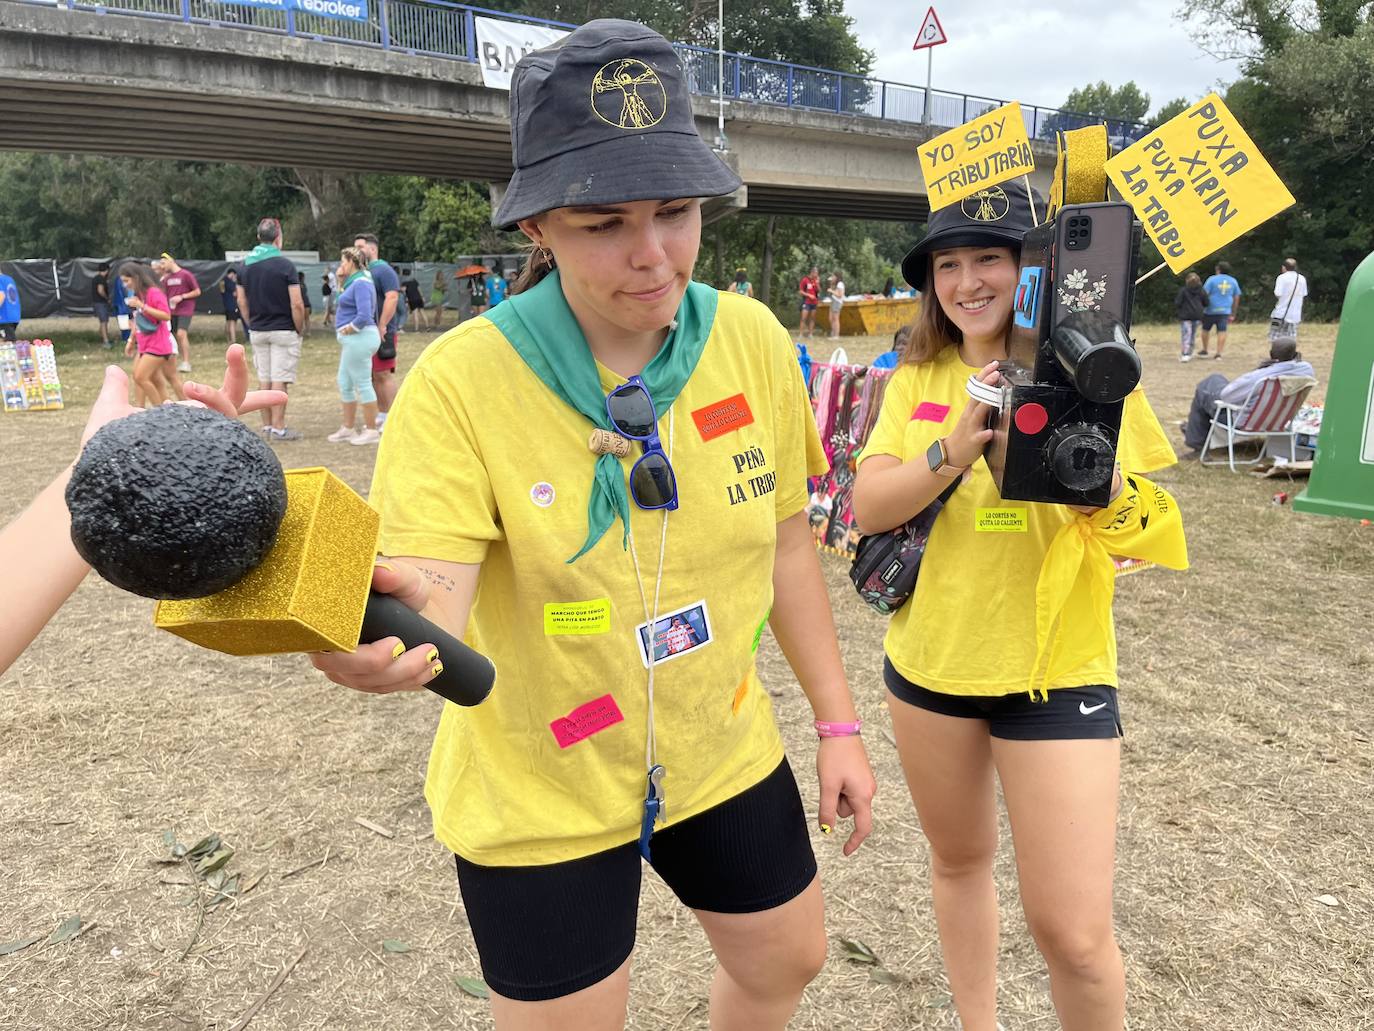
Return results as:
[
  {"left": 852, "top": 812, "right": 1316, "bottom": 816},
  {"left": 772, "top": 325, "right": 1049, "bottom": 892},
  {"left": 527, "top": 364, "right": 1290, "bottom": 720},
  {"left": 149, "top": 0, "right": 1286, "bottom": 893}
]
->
[{"left": 1200, "top": 374, "right": 1317, "bottom": 471}]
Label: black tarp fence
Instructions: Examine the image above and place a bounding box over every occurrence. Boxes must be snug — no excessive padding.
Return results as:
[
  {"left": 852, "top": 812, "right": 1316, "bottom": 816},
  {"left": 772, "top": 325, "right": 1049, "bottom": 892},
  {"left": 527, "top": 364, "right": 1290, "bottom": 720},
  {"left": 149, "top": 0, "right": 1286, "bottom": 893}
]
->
[{"left": 0, "top": 256, "right": 524, "bottom": 321}]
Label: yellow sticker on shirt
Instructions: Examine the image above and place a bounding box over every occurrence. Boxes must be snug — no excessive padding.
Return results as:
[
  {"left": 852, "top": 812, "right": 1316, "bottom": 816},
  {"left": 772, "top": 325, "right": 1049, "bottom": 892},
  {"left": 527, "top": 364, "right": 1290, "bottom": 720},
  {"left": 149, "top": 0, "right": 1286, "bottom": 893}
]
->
[
  {"left": 976, "top": 507, "right": 1029, "bottom": 532},
  {"left": 543, "top": 598, "right": 612, "bottom": 636}
]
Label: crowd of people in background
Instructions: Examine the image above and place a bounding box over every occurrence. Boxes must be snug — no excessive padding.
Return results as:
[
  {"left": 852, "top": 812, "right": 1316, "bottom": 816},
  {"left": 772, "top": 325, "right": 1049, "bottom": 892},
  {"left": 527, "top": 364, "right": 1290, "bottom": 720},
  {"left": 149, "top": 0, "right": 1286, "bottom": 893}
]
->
[
  {"left": 72, "top": 234, "right": 513, "bottom": 444},
  {"left": 1169, "top": 255, "right": 1318, "bottom": 460},
  {"left": 26, "top": 241, "right": 1323, "bottom": 464},
  {"left": 786, "top": 264, "right": 918, "bottom": 342}
]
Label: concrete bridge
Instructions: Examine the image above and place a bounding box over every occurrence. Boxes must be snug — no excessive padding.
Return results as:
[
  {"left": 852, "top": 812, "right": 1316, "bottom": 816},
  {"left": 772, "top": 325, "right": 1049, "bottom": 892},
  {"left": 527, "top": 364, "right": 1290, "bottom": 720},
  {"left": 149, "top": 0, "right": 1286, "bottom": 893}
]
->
[{"left": 0, "top": 1, "right": 1058, "bottom": 222}]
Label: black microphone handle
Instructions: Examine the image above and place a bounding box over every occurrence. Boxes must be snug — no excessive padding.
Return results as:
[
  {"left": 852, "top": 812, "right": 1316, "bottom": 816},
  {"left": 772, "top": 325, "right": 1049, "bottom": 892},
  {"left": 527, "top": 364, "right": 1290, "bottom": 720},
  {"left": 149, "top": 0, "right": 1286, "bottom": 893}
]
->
[{"left": 359, "top": 591, "right": 495, "bottom": 707}]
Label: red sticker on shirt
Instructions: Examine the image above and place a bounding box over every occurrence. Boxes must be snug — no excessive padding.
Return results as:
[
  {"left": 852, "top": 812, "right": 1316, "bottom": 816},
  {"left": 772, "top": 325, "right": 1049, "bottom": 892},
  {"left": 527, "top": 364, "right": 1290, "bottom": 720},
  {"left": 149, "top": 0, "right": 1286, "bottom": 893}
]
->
[
  {"left": 692, "top": 393, "right": 754, "bottom": 441},
  {"left": 549, "top": 694, "right": 624, "bottom": 749},
  {"left": 911, "top": 402, "right": 951, "bottom": 423}
]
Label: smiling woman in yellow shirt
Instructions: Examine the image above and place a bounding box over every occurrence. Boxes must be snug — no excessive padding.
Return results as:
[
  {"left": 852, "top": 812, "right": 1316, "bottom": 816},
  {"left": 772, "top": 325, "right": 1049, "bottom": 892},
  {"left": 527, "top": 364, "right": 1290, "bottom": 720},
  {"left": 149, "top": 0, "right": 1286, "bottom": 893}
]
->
[
  {"left": 309, "top": 19, "right": 875, "bottom": 1031},
  {"left": 853, "top": 180, "right": 1186, "bottom": 1031}
]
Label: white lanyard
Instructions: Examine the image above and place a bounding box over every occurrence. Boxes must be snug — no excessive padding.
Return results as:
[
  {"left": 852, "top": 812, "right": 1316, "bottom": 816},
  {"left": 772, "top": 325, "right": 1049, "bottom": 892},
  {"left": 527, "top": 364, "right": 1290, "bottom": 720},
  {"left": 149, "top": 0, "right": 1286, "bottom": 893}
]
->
[{"left": 625, "top": 406, "right": 673, "bottom": 773}]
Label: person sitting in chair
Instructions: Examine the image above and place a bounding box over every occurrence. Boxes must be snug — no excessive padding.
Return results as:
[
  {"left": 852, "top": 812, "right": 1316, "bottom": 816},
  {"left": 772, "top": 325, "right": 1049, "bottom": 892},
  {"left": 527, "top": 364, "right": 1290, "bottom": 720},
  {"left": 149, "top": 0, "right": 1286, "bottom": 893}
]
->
[{"left": 1180, "top": 337, "right": 1314, "bottom": 457}]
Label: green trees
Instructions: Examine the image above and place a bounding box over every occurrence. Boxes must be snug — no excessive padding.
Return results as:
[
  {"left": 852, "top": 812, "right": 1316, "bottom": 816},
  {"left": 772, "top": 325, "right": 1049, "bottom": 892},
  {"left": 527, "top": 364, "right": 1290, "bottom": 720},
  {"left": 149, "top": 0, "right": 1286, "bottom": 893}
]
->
[
  {"left": 1168, "top": 0, "right": 1374, "bottom": 318},
  {"left": 1061, "top": 81, "right": 1152, "bottom": 123},
  {"left": 480, "top": 0, "right": 872, "bottom": 75},
  {"left": 0, "top": 156, "right": 511, "bottom": 261},
  {"left": 697, "top": 215, "right": 915, "bottom": 311},
  {"left": 1051, "top": 81, "right": 1193, "bottom": 131},
  {"left": 1050, "top": 3, "right": 1373, "bottom": 321},
  {"left": 0, "top": 0, "right": 879, "bottom": 282},
  {"left": 0, "top": 153, "right": 290, "bottom": 258}
]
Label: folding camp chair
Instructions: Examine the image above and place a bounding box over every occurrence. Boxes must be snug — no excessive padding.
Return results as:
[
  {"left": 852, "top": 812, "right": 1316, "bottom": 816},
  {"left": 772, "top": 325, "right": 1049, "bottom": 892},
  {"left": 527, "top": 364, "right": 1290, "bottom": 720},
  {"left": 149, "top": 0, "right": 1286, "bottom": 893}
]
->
[{"left": 1200, "top": 374, "right": 1316, "bottom": 472}]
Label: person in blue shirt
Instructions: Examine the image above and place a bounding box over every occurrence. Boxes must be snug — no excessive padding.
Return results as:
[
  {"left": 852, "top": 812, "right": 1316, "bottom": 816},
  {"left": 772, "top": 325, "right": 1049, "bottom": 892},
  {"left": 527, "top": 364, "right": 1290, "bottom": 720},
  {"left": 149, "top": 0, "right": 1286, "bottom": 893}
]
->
[
  {"left": 1180, "top": 337, "right": 1315, "bottom": 456},
  {"left": 112, "top": 272, "right": 135, "bottom": 345},
  {"left": 352, "top": 233, "right": 401, "bottom": 427},
  {"left": 327, "top": 245, "right": 382, "bottom": 446},
  {"left": 1200, "top": 261, "right": 1242, "bottom": 360},
  {"left": 0, "top": 272, "right": 21, "bottom": 341},
  {"left": 484, "top": 266, "right": 507, "bottom": 308}
]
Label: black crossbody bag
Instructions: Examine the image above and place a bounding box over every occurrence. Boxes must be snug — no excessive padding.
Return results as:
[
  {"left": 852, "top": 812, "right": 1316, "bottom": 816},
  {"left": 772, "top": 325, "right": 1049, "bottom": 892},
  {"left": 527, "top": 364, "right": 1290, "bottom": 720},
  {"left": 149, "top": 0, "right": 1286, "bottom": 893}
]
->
[{"left": 848, "top": 478, "right": 959, "bottom": 615}]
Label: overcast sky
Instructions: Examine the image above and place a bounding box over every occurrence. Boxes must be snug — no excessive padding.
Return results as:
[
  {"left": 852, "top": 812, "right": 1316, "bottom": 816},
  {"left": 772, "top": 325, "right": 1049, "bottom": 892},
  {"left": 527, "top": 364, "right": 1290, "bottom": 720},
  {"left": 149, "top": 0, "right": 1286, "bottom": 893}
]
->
[{"left": 846, "top": 0, "right": 1245, "bottom": 118}]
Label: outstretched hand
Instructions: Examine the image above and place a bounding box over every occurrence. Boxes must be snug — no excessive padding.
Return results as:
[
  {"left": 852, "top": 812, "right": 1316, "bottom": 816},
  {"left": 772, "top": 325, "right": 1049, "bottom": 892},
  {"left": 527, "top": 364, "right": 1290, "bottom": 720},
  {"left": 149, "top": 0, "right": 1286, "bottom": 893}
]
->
[
  {"left": 183, "top": 344, "right": 288, "bottom": 417},
  {"left": 79, "top": 345, "right": 287, "bottom": 451}
]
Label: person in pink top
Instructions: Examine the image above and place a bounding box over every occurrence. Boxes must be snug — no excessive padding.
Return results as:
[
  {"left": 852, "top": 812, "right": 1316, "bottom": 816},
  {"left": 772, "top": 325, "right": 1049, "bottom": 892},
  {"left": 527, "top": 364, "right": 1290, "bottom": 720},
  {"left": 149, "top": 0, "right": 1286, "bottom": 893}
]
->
[
  {"left": 161, "top": 253, "right": 202, "bottom": 374},
  {"left": 120, "top": 262, "right": 184, "bottom": 406}
]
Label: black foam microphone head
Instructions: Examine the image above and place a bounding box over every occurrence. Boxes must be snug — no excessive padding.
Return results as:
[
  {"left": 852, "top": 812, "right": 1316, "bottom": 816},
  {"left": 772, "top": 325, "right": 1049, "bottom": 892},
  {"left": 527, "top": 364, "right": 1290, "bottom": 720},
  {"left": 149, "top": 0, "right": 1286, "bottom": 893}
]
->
[{"left": 66, "top": 405, "right": 287, "bottom": 599}]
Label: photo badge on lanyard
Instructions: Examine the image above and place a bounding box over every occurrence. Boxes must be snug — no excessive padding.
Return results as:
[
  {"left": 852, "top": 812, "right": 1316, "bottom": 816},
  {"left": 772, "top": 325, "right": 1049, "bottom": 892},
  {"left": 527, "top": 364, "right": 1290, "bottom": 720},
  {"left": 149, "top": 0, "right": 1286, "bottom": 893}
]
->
[{"left": 633, "top": 598, "right": 713, "bottom": 669}]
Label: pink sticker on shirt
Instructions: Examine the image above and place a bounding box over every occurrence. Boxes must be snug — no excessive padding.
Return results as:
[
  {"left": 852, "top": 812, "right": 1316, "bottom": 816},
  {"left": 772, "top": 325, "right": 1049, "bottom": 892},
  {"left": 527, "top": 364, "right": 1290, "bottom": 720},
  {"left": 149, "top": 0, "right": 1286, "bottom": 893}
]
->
[
  {"left": 550, "top": 694, "right": 625, "bottom": 749},
  {"left": 911, "top": 402, "right": 951, "bottom": 423}
]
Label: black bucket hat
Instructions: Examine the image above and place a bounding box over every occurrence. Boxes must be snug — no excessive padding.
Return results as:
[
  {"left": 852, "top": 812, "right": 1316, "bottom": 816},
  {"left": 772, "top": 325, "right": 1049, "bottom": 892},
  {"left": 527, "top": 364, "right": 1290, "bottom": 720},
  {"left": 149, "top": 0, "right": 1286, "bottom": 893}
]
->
[
  {"left": 900, "top": 179, "right": 1041, "bottom": 288},
  {"left": 492, "top": 19, "right": 743, "bottom": 230}
]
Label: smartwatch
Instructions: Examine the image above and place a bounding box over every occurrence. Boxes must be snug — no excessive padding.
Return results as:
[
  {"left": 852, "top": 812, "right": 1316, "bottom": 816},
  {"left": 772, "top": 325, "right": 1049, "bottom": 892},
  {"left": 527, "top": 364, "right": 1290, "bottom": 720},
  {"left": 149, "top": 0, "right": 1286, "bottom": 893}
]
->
[{"left": 926, "top": 438, "right": 967, "bottom": 479}]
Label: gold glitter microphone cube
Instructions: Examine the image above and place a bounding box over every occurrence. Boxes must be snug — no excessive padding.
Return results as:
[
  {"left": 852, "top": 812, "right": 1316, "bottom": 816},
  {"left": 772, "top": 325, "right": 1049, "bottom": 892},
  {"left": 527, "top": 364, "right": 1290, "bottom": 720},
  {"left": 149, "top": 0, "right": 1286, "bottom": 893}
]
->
[{"left": 154, "top": 468, "right": 378, "bottom": 654}]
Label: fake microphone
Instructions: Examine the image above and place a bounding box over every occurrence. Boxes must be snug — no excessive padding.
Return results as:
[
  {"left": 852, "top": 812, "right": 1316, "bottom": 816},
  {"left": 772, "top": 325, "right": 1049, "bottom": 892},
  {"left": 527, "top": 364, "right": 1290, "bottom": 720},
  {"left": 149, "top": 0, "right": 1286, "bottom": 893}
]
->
[{"left": 65, "top": 404, "right": 494, "bottom": 706}]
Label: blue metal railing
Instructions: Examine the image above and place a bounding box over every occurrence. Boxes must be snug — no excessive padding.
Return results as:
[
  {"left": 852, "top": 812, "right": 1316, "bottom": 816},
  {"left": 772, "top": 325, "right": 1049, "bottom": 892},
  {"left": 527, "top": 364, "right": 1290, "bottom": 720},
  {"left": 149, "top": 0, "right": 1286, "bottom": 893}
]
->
[{"left": 22, "top": 0, "right": 1151, "bottom": 145}]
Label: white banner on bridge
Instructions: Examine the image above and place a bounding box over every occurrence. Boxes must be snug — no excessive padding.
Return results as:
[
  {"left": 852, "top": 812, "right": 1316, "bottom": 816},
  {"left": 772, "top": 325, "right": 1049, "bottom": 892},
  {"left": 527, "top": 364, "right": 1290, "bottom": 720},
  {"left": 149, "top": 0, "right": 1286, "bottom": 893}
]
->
[{"left": 475, "top": 17, "right": 569, "bottom": 90}]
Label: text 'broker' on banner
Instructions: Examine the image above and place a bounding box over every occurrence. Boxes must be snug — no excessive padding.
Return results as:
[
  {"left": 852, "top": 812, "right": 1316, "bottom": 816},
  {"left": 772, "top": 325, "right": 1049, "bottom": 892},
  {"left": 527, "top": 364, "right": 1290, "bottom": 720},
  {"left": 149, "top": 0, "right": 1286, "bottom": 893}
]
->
[
  {"left": 918, "top": 101, "right": 1034, "bottom": 211},
  {"left": 1105, "top": 93, "right": 1294, "bottom": 273},
  {"left": 475, "top": 16, "right": 570, "bottom": 90},
  {"left": 232, "top": 0, "right": 368, "bottom": 23}
]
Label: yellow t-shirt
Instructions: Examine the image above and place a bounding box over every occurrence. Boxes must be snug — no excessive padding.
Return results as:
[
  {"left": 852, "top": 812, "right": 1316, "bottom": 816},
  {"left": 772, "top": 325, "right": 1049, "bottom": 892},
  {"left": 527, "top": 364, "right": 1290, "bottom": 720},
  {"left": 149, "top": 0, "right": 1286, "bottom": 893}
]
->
[
  {"left": 858, "top": 346, "right": 1185, "bottom": 697},
  {"left": 369, "top": 291, "right": 827, "bottom": 866}
]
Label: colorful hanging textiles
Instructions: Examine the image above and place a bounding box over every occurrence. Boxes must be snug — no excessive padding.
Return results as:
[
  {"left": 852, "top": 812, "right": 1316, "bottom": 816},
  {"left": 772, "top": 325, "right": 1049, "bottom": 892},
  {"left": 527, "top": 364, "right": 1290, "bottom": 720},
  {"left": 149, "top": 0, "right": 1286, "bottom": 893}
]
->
[{"left": 806, "top": 361, "right": 892, "bottom": 557}]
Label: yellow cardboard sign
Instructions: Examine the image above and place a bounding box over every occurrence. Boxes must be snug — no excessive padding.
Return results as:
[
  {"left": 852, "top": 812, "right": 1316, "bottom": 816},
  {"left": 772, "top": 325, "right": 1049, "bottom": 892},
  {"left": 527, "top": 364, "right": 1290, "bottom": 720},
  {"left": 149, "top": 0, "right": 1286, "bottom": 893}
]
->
[
  {"left": 1104, "top": 93, "right": 1294, "bottom": 273},
  {"left": 975, "top": 507, "right": 1028, "bottom": 532},
  {"left": 543, "top": 598, "right": 612, "bottom": 636},
  {"left": 918, "top": 101, "right": 1035, "bottom": 211}
]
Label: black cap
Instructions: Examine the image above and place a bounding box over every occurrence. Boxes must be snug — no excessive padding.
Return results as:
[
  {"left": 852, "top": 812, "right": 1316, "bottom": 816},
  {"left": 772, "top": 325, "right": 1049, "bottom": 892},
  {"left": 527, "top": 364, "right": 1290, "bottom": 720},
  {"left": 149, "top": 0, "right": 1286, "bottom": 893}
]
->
[
  {"left": 492, "top": 19, "right": 742, "bottom": 230},
  {"left": 901, "top": 179, "right": 1040, "bottom": 288}
]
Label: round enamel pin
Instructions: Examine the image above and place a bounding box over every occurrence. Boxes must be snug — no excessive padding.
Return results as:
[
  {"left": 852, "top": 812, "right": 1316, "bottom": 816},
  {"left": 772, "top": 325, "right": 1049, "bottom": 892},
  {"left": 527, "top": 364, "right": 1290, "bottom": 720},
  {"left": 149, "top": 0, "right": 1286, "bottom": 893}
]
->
[{"left": 530, "top": 481, "right": 556, "bottom": 508}]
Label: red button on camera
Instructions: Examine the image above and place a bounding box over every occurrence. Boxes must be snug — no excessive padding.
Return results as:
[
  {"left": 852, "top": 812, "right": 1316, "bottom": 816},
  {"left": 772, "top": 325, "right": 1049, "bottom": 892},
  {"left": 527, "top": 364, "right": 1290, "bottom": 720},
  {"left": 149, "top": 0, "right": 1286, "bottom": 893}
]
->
[{"left": 1014, "top": 402, "right": 1049, "bottom": 435}]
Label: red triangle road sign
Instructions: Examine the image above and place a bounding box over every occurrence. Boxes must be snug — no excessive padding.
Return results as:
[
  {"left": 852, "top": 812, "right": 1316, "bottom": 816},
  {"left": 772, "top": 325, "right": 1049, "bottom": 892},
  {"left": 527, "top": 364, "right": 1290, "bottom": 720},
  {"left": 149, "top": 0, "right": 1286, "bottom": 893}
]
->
[{"left": 913, "top": 6, "right": 948, "bottom": 50}]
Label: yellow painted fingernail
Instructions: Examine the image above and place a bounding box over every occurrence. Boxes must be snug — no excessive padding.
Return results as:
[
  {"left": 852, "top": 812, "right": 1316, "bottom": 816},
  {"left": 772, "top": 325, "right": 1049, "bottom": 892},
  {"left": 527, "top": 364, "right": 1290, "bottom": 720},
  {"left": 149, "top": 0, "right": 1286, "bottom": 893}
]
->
[
  {"left": 425, "top": 648, "right": 439, "bottom": 664},
  {"left": 391, "top": 641, "right": 406, "bottom": 659},
  {"left": 820, "top": 823, "right": 832, "bottom": 835},
  {"left": 430, "top": 662, "right": 443, "bottom": 678}
]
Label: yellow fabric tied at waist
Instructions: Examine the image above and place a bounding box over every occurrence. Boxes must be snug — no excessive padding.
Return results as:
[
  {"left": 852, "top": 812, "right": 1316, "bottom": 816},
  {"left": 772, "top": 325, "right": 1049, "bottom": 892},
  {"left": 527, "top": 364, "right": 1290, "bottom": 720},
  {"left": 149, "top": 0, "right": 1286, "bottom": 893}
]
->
[{"left": 1028, "top": 473, "right": 1189, "bottom": 700}]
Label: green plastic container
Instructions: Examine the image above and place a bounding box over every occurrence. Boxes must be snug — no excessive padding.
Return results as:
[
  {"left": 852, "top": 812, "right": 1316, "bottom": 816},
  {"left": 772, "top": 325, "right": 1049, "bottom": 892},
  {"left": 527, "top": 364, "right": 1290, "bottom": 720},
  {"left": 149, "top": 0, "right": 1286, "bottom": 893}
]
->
[{"left": 1295, "top": 252, "right": 1374, "bottom": 520}]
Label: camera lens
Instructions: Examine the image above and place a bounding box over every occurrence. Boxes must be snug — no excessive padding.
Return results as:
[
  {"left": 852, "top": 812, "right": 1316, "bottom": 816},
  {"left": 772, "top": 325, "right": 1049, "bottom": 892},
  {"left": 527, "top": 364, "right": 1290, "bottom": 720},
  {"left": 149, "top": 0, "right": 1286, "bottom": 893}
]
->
[
  {"left": 1050, "top": 312, "right": 1141, "bottom": 403},
  {"left": 1047, "top": 423, "right": 1115, "bottom": 492}
]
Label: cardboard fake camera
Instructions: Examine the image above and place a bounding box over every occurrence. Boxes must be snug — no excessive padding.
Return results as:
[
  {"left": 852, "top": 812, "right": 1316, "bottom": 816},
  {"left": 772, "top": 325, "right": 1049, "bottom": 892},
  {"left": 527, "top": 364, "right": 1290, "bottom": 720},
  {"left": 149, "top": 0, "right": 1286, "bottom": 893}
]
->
[{"left": 982, "top": 201, "right": 1144, "bottom": 507}]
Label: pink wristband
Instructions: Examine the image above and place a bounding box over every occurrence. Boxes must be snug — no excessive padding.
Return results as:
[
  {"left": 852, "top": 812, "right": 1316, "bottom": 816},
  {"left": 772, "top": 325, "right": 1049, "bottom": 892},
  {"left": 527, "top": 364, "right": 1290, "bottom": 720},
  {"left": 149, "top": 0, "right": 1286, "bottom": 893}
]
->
[{"left": 814, "top": 718, "right": 863, "bottom": 738}]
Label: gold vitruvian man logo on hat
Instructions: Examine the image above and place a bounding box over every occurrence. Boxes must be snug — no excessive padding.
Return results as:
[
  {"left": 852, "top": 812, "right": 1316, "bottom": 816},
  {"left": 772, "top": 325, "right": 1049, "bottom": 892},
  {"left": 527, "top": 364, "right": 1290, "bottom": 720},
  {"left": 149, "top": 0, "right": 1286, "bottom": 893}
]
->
[
  {"left": 961, "top": 186, "right": 1011, "bottom": 222},
  {"left": 591, "top": 59, "right": 668, "bottom": 129}
]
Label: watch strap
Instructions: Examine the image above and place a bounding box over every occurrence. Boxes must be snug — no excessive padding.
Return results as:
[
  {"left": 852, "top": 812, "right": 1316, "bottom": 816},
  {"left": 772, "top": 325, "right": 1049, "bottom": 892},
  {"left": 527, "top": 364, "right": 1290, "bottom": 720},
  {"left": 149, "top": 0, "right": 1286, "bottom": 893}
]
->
[{"left": 928, "top": 438, "right": 968, "bottom": 478}]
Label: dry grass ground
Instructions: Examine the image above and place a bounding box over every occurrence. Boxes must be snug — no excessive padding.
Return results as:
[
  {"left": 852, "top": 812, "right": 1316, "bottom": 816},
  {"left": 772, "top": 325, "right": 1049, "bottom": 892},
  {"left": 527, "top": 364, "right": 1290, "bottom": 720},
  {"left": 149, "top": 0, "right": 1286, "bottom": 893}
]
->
[{"left": 1, "top": 315, "right": 1370, "bottom": 1030}]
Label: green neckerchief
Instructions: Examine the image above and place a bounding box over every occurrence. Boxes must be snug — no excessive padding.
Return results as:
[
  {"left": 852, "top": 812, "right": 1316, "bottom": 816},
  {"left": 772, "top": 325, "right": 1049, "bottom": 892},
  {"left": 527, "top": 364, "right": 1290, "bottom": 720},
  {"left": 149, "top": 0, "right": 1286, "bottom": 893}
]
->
[
  {"left": 343, "top": 269, "right": 371, "bottom": 289},
  {"left": 485, "top": 270, "right": 717, "bottom": 563},
  {"left": 243, "top": 243, "right": 282, "bottom": 266}
]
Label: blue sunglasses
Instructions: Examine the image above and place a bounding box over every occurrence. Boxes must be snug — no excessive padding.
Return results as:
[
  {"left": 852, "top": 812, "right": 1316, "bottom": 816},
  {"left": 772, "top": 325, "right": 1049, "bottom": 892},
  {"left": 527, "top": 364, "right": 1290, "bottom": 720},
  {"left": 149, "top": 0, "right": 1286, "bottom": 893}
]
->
[{"left": 605, "top": 375, "right": 679, "bottom": 511}]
